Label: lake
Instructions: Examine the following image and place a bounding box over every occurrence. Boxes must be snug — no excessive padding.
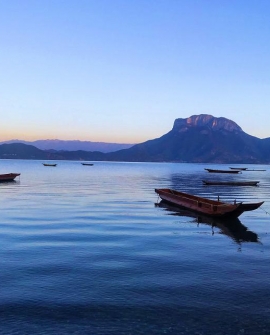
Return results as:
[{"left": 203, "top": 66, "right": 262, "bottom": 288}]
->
[{"left": 0, "top": 160, "right": 270, "bottom": 334}]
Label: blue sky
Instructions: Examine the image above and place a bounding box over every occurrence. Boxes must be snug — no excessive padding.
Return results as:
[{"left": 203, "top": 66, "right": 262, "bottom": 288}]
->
[{"left": 1, "top": 0, "right": 269, "bottom": 143}]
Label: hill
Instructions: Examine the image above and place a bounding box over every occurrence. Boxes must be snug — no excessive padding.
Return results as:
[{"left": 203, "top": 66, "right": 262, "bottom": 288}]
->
[{"left": 0, "top": 143, "right": 106, "bottom": 161}]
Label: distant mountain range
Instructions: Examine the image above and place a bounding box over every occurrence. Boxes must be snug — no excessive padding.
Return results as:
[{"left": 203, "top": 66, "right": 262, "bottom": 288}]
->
[
  {"left": 1, "top": 114, "right": 270, "bottom": 163},
  {"left": 0, "top": 139, "right": 133, "bottom": 153}
]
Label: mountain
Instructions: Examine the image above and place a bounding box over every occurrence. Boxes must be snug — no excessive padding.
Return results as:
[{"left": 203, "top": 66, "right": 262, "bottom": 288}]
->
[
  {"left": 1, "top": 115, "right": 270, "bottom": 163},
  {"left": 105, "top": 114, "right": 270, "bottom": 163},
  {"left": 0, "top": 139, "right": 133, "bottom": 153}
]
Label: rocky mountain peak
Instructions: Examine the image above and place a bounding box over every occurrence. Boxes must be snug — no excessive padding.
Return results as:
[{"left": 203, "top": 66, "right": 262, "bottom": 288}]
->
[{"left": 172, "top": 114, "right": 243, "bottom": 133}]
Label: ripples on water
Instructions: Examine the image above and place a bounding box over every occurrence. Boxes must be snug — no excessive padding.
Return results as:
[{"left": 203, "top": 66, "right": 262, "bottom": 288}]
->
[{"left": 0, "top": 160, "right": 270, "bottom": 334}]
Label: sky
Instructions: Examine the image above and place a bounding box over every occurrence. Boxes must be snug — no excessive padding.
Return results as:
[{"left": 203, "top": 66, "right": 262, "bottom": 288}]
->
[{"left": 0, "top": 0, "right": 270, "bottom": 144}]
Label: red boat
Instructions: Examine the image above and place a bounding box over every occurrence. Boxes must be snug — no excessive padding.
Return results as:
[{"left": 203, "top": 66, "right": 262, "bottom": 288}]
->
[
  {"left": 0, "top": 173, "right": 21, "bottom": 182},
  {"left": 155, "top": 188, "right": 264, "bottom": 219}
]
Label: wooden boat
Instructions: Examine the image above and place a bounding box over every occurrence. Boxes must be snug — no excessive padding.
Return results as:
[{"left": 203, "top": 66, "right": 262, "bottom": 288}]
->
[
  {"left": 156, "top": 200, "right": 259, "bottom": 243},
  {"left": 202, "top": 180, "right": 260, "bottom": 186},
  {"left": 229, "top": 167, "right": 248, "bottom": 171},
  {"left": 205, "top": 168, "right": 240, "bottom": 174},
  {"left": 43, "top": 163, "right": 57, "bottom": 167},
  {"left": 245, "top": 169, "right": 266, "bottom": 171},
  {"left": 230, "top": 167, "right": 266, "bottom": 172},
  {"left": 81, "top": 163, "right": 94, "bottom": 166},
  {"left": 0, "top": 173, "right": 20, "bottom": 182},
  {"left": 154, "top": 188, "right": 264, "bottom": 219}
]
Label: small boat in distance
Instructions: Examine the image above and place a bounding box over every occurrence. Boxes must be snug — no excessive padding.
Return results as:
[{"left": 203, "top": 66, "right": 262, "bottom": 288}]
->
[
  {"left": 154, "top": 188, "right": 264, "bottom": 219},
  {"left": 205, "top": 168, "right": 240, "bottom": 174},
  {"left": 81, "top": 163, "right": 94, "bottom": 166},
  {"left": 0, "top": 173, "right": 21, "bottom": 182},
  {"left": 245, "top": 169, "right": 266, "bottom": 172},
  {"left": 202, "top": 180, "right": 260, "bottom": 186},
  {"left": 43, "top": 163, "right": 57, "bottom": 167},
  {"left": 229, "top": 167, "right": 248, "bottom": 171}
]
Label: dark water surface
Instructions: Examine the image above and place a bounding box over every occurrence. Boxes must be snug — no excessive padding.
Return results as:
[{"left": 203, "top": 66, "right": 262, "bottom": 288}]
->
[{"left": 0, "top": 160, "right": 270, "bottom": 334}]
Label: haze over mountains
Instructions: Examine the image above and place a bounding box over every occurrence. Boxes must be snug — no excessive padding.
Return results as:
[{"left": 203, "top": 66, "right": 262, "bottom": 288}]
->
[
  {"left": 1, "top": 115, "right": 270, "bottom": 163},
  {"left": 0, "top": 139, "right": 133, "bottom": 153}
]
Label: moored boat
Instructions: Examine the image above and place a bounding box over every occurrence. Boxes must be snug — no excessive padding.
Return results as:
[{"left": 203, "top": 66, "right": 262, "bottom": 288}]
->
[
  {"left": 245, "top": 169, "right": 266, "bottom": 171},
  {"left": 229, "top": 167, "right": 248, "bottom": 171},
  {"left": 43, "top": 163, "right": 57, "bottom": 167},
  {"left": 202, "top": 180, "right": 260, "bottom": 186},
  {"left": 205, "top": 168, "right": 240, "bottom": 174},
  {"left": 0, "top": 173, "right": 21, "bottom": 182},
  {"left": 154, "top": 188, "right": 264, "bottom": 219},
  {"left": 81, "top": 163, "right": 94, "bottom": 166}
]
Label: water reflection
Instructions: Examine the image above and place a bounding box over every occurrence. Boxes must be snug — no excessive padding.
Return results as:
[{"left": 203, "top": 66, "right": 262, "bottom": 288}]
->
[
  {"left": 170, "top": 173, "right": 206, "bottom": 193},
  {"left": 156, "top": 200, "right": 259, "bottom": 244}
]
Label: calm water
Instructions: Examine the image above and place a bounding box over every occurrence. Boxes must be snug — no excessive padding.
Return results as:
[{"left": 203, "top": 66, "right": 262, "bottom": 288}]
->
[{"left": 0, "top": 160, "right": 270, "bottom": 335}]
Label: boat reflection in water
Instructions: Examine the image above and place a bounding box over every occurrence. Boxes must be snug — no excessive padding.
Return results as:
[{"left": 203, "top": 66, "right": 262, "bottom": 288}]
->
[{"left": 156, "top": 200, "right": 259, "bottom": 244}]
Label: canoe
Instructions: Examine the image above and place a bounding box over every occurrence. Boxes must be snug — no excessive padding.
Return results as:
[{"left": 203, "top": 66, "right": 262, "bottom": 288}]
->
[
  {"left": 202, "top": 180, "right": 260, "bottom": 186},
  {"left": 43, "top": 163, "right": 57, "bottom": 167},
  {"left": 156, "top": 200, "right": 259, "bottom": 243},
  {"left": 0, "top": 173, "right": 20, "bottom": 182},
  {"left": 245, "top": 169, "right": 266, "bottom": 171},
  {"left": 154, "top": 188, "right": 264, "bottom": 219},
  {"left": 230, "top": 167, "right": 266, "bottom": 172},
  {"left": 205, "top": 168, "right": 240, "bottom": 174},
  {"left": 229, "top": 167, "right": 248, "bottom": 171},
  {"left": 81, "top": 163, "right": 94, "bottom": 166}
]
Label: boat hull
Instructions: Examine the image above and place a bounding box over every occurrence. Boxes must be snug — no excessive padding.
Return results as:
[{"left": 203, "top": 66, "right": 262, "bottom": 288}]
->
[
  {"left": 0, "top": 173, "right": 20, "bottom": 182},
  {"left": 229, "top": 167, "right": 248, "bottom": 171},
  {"left": 205, "top": 168, "right": 240, "bottom": 174},
  {"left": 155, "top": 188, "right": 263, "bottom": 219},
  {"left": 202, "top": 180, "right": 259, "bottom": 186}
]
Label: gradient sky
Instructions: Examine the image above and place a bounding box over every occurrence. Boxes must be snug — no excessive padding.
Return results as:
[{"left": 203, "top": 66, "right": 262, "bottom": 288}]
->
[{"left": 1, "top": 0, "right": 269, "bottom": 143}]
